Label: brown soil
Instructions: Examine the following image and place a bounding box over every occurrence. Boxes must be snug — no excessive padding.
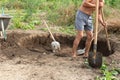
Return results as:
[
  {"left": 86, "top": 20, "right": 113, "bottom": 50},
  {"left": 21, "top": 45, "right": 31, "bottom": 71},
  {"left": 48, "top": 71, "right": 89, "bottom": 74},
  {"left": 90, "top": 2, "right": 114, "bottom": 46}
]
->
[{"left": 0, "top": 30, "right": 120, "bottom": 80}]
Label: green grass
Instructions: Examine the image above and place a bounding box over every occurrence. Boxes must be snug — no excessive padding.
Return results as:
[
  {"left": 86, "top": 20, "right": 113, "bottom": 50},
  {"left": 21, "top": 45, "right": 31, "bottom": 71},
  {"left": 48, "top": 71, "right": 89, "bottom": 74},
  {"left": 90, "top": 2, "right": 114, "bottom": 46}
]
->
[{"left": 60, "top": 25, "right": 75, "bottom": 35}]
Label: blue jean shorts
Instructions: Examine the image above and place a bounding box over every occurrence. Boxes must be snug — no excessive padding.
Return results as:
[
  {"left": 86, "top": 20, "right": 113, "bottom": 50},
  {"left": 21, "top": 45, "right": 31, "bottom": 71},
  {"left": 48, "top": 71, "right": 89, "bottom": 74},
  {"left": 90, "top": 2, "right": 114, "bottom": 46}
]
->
[{"left": 75, "top": 10, "right": 93, "bottom": 31}]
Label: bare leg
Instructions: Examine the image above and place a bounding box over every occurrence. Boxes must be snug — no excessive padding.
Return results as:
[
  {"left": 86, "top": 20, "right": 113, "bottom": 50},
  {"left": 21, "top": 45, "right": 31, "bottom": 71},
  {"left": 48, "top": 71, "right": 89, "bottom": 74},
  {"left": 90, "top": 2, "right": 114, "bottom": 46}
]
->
[
  {"left": 72, "top": 30, "right": 83, "bottom": 57},
  {"left": 83, "top": 31, "right": 93, "bottom": 58}
]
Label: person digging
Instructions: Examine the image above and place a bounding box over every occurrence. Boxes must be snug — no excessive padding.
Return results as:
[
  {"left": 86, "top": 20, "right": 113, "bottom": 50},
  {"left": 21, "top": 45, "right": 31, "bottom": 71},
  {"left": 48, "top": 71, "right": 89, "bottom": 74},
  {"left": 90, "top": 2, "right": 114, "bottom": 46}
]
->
[{"left": 72, "top": 0, "right": 106, "bottom": 58}]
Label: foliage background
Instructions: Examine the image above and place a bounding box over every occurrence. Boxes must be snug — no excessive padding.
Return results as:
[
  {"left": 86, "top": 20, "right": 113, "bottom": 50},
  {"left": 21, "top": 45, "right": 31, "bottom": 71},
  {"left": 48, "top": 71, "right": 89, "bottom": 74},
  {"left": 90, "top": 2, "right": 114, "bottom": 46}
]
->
[{"left": 0, "top": 0, "right": 120, "bottom": 31}]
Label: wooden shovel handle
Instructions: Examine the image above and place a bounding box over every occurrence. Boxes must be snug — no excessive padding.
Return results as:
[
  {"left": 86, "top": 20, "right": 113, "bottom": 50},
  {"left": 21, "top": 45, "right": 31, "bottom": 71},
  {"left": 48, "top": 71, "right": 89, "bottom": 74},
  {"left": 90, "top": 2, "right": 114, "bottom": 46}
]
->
[
  {"left": 93, "top": 0, "right": 99, "bottom": 54},
  {"left": 43, "top": 20, "right": 56, "bottom": 41}
]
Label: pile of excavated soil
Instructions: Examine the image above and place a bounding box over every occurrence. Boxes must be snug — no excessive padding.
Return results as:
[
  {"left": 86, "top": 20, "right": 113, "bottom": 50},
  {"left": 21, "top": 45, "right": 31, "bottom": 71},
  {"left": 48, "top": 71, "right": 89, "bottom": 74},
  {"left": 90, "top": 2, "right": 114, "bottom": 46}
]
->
[{"left": 0, "top": 30, "right": 120, "bottom": 80}]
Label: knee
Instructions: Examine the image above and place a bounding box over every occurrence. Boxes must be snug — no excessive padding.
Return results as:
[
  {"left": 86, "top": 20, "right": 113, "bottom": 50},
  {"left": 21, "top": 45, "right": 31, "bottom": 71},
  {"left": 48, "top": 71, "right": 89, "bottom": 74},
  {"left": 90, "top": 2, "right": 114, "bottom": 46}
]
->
[
  {"left": 87, "top": 34, "right": 93, "bottom": 41},
  {"left": 76, "top": 34, "right": 83, "bottom": 41},
  {"left": 74, "top": 34, "right": 83, "bottom": 44}
]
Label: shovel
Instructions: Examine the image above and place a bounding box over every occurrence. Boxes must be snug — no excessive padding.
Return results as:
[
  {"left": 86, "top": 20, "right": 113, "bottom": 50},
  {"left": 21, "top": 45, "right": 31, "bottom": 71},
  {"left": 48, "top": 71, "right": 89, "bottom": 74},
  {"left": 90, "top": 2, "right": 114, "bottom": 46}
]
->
[
  {"left": 43, "top": 20, "right": 61, "bottom": 53},
  {"left": 101, "top": 8, "right": 112, "bottom": 54},
  {"left": 88, "top": 0, "right": 102, "bottom": 68}
]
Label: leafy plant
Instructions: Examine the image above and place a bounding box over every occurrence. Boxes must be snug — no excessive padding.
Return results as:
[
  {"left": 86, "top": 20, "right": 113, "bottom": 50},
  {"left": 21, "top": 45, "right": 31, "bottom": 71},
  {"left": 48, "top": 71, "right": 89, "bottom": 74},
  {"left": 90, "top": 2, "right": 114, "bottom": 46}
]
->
[
  {"left": 11, "top": 10, "right": 36, "bottom": 30},
  {"left": 22, "top": 23, "right": 35, "bottom": 30},
  {"left": 95, "top": 59, "right": 119, "bottom": 80},
  {"left": 11, "top": 10, "right": 24, "bottom": 29}
]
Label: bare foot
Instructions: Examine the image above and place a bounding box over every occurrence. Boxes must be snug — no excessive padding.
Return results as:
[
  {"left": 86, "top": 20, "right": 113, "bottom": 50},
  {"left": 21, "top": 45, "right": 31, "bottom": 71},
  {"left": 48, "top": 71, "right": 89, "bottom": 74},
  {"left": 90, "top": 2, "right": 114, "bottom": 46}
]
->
[
  {"left": 70, "top": 54, "right": 79, "bottom": 61},
  {"left": 72, "top": 53, "right": 77, "bottom": 58},
  {"left": 83, "top": 53, "right": 88, "bottom": 59}
]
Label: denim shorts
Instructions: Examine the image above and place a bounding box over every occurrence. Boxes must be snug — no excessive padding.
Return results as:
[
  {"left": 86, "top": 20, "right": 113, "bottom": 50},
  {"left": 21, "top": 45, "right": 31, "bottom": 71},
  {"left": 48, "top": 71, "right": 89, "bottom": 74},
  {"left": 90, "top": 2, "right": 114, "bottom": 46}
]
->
[{"left": 75, "top": 10, "right": 93, "bottom": 31}]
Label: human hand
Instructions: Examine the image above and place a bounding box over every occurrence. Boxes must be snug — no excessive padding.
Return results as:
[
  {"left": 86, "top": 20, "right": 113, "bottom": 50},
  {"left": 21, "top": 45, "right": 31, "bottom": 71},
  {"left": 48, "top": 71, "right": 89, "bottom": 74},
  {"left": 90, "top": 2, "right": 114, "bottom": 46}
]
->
[{"left": 102, "top": 22, "right": 107, "bottom": 28}]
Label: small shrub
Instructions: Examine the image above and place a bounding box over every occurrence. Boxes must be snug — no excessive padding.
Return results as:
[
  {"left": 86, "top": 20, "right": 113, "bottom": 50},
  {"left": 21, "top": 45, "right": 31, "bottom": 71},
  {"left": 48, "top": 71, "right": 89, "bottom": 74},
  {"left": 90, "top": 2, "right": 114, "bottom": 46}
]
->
[{"left": 22, "top": 23, "right": 35, "bottom": 30}]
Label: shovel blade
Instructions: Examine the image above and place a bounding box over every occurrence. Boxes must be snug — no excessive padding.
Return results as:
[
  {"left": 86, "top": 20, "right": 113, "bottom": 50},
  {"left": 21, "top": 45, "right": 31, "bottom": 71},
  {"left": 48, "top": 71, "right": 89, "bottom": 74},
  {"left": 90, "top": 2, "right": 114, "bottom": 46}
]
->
[
  {"left": 88, "top": 52, "right": 102, "bottom": 68},
  {"left": 77, "top": 48, "right": 85, "bottom": 55}
]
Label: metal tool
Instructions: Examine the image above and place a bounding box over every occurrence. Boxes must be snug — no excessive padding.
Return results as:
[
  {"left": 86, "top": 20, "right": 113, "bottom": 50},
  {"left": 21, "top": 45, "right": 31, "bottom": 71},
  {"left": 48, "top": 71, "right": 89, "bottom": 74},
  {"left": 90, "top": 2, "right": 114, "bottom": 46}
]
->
[
  {"left": 43, "top": 20, "right": 61, "bottom": 53},
  {"left": 101, "top": 8, "right": 112, "bottom": 54},
  {"left": 88, "top": 0, "right": 102, "bottom": 68},
  {"left": 0, "top": 7, "right": 12, "bottom": 40}
]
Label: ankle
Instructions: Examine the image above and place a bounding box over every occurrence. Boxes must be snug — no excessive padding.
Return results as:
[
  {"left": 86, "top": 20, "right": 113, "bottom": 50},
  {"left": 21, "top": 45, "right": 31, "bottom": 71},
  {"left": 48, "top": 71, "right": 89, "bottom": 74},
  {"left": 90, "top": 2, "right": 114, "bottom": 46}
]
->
[
  {"left": 72, "top": 53, "right": 77, "bottom": 57},
  {"left": 84, "top": 52, "right": 88, "bottom": 55}
]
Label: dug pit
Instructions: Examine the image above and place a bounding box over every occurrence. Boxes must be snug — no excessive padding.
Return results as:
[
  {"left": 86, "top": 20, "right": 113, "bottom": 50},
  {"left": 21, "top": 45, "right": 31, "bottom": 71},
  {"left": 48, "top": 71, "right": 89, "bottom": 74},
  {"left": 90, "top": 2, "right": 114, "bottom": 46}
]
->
[
  {"left": 0, "top": 30, "right": 118, "bottom": 57},
  {"left": 19, "top": 34, "right": 115, "bottom": 57}
]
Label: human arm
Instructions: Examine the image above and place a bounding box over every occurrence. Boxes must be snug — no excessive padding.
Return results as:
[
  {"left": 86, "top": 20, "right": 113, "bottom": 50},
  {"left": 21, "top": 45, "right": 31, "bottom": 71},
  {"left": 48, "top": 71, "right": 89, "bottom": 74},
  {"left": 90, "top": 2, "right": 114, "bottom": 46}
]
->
[
  {"left": 98, "top": 0, "right": 106, "bottom": 27},
  {"left": 99, "top": 0, "right": 104, "bottom": 8},
  {"left": 98, "top": 13, "right": 106, "bottom": 27},
  {"left": 98, "top": 8, "right": 107, "bottom": 28}
]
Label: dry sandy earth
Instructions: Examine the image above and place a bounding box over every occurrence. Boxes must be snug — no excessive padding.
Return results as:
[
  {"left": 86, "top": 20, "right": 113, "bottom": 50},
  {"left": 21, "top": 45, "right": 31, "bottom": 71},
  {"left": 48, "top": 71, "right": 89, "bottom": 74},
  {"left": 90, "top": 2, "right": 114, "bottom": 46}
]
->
[{"left": 0, "top": 29, "right": 120, "bottom": 80}]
